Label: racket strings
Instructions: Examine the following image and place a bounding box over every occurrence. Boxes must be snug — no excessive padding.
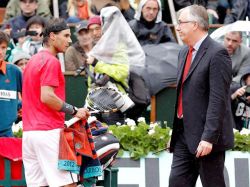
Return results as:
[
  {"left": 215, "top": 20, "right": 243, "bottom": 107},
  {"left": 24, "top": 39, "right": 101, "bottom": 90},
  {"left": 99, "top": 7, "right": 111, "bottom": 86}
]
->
[{"left": 88, "top": 89, "right": 119, "bottom": 111}]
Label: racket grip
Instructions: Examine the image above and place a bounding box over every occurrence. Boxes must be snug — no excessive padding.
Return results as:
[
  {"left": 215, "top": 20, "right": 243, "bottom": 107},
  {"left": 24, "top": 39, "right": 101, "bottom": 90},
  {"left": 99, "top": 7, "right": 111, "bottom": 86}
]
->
[
  {"left": 89, "top": 111, "right": 100, "bottom": 114},
  {"left": 64, "top": 111, "right": 101, "bottom": 127},
  {"left": 64, "top": 117, "right": 81, "bottom": 128}
]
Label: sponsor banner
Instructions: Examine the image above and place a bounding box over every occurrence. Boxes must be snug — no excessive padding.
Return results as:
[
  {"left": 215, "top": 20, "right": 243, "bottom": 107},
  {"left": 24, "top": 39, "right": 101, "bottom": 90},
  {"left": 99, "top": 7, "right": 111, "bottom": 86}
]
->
[{"left": 114, "top": 151, "right": 250, "bottom": 187}]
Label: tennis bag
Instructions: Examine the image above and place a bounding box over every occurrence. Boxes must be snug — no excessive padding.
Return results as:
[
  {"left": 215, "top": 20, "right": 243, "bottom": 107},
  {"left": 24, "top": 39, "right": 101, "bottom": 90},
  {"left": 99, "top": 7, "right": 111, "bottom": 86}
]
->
[{"left": 93, "top": 133, "right": 120, "bottom": 169}]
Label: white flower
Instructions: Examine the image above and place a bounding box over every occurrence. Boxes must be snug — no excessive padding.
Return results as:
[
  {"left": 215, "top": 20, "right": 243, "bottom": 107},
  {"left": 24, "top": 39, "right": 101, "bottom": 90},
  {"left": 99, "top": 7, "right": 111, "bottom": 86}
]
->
[
  {"left": 233, "top": 128, "right": 239, "bottom": 133},
  {"left": 137, "top": 117, "right": 146, "bottom": 123},
  {"left": 125, "top": 118, "right": 136, "bottom": 126},
  {"left": 108, "top": 130, "right": 113, "bottom": 134},
  {"left": 16, "top": 121, "right": 23, "bottom": 129},
  {"left": 150, "top": 122, "right": 158, "bottom": 129},
  {"left": 12, "top": 123, "right": 21, "bottom": 133},
  {"left": 163, "top": 121, "right": 168, "bottom": 127},
  {"left": 116, "top": 122, "right": 121, "bottom": 126},
  {"left": 240, "top": 128, "right": 250, "bottom": 135},
  {"left": 169, "top": 129, "right": 172, "bottom": 136},
  {"left": 148, "top": 129, "right": 155, "bottom": 135},
  {"left": 130, "top": 125, "right": 136, "bottom": 131}
]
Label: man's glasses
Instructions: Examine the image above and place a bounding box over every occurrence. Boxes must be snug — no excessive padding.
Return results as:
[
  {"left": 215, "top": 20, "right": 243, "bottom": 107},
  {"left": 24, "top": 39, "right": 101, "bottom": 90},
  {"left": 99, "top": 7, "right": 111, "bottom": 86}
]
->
[{"left": 176, "top": 20, "right": 196, "bottom": 26}]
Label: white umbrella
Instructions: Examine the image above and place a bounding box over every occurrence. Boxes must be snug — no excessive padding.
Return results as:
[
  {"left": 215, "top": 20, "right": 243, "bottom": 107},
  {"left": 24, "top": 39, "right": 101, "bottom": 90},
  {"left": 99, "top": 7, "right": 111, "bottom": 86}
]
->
[{"left": 210, "top": 20, "right": 250, "bottom": 46}]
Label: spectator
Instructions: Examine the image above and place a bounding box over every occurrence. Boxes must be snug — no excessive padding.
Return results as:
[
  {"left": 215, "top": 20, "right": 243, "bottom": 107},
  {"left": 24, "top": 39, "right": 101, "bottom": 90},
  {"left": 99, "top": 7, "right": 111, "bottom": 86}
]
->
[
  {"left": 120, "top": 0, "right": 135, "bottom": 22},
  {"left": 0, "top": 31, "right": 22, "bottom": 137},
  {"left": 162, "top": 0, "right": 220, "bottom": 24},
  {"left": 89, "top": 0, "right": 135, "bottom": 21},
  {"left": 231, "top": 69, "right": 250, "bottom": 130},
  {"left": 22, "top": 15, "right": 47, "bottom": 56},
  {"left": 66, "top": 0, "right": 93, "bottom": 23},
  {"left": 217, "top": 0, "right": 234, "bottom": 24},
  {"left": 224, "top": 0, "right": 250, "bottom": 24},
  {"left": 224, "top": 31, "right": 250, "bottom": 83},
  {"left": 2, "top": 0, "right": 40, "bottom": 40},
  {"left": 129, "top": 0, "right": 176, "bottom": 46},
  {"left": 3, "top": 0, "right": 51, "bottom": 23},
  {"left": 64, "top": 20, "right": 93, "bottom": 71},
  {"left": 87, "top": 6, "right": 145, "bottom": 124},
  {"left": 87, "top": 16, "right": 102, "bottom": 45},
  {"left": 5, "top": 29, "right": 27, "bottom": 63},
  {"left": 12, "top": 51, "right": 31, "bottom": 72}
]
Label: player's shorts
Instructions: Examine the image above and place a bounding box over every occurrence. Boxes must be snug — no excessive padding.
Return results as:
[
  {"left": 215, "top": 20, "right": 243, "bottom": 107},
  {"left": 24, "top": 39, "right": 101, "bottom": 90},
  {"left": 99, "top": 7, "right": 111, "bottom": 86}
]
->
[{"left": 22, "top": 128, "right": 78, "bottom": 187}]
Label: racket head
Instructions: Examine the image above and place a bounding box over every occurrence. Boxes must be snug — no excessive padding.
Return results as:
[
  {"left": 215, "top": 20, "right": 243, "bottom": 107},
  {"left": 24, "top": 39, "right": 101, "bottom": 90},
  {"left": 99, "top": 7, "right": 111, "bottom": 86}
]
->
[{"left": 85, "top": 87, "right": 125, "bottom": 113}]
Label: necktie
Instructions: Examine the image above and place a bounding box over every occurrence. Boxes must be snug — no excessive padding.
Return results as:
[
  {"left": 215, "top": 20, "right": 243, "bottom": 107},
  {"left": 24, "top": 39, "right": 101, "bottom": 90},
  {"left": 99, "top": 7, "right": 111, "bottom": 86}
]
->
[{"left": 177, "top": 47, "right": 193, "bottom": 118}]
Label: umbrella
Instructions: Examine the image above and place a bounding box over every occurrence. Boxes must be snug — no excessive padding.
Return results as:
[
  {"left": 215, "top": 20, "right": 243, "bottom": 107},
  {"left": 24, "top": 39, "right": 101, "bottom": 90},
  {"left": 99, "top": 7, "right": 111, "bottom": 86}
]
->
[
  {"left": 132, "top": 42, "right": 181, "bottom": 96},
  {"left": 210, "top": 20, "right": 250, "bottom": 46}
]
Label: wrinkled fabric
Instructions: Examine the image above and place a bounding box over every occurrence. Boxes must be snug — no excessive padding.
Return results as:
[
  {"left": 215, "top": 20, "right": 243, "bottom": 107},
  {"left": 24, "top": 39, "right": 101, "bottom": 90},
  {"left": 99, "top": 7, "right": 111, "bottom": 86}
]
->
[
  {"left": 58, "top": 120, "right": 102, "bottom": 180},
  {"left": 89, "top": 6, "right": 145, "bottom": 68}
]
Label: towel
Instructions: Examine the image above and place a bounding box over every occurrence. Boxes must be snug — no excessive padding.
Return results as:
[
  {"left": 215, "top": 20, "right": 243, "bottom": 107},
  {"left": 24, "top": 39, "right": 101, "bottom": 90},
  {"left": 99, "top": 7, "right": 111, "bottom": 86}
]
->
[
  {"left": 58, "top": 119, "right": 102, "bottom": 183},
  {"left": 0, "top": 137, "right": 22, "bottom": 161}
]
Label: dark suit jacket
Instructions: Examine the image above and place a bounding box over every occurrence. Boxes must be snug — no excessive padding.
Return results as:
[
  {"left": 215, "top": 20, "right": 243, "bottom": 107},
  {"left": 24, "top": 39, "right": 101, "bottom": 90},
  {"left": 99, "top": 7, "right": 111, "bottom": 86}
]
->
[{"left": 170, "top": 36, "right": 234, "bottom": 154}]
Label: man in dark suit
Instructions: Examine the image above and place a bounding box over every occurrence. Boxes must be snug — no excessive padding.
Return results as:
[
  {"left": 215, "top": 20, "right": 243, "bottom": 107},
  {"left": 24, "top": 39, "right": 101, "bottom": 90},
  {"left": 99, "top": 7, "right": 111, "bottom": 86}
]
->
[{"left": 169, "top": 5, "right": 234, "bottom": 187}]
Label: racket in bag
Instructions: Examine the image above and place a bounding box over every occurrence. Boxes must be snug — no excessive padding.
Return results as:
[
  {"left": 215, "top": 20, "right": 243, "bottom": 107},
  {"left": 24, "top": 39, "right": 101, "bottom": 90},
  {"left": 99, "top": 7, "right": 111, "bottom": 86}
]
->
[{"left": 93, "top": 133, "right": 120, "bottom": 169}]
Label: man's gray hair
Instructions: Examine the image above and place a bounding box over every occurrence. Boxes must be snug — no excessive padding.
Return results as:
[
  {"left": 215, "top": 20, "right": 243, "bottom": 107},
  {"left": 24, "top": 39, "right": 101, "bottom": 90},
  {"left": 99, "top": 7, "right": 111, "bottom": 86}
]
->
[{"left": 178, "top": 5, "right": 209, "bottom": 31}]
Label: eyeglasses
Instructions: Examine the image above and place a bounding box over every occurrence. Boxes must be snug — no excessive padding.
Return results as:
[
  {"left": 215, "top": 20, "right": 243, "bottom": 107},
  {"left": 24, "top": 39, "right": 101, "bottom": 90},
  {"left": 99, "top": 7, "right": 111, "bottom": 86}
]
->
[{"left": 176, "top": 20, "right": 196, "bottom": 26}]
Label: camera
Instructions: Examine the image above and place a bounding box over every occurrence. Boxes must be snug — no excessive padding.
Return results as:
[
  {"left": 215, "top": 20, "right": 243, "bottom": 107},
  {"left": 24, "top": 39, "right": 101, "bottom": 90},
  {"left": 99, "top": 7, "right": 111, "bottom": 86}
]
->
[{"left": 25, "top": 30, "right": 38, "bottom": 36}]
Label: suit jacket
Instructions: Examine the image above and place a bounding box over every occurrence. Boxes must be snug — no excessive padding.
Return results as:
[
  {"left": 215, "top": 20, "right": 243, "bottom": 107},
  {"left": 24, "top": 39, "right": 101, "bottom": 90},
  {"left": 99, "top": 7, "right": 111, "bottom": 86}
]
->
[{"left": 170, "top": 36, "right": 234, "bottom": 154}]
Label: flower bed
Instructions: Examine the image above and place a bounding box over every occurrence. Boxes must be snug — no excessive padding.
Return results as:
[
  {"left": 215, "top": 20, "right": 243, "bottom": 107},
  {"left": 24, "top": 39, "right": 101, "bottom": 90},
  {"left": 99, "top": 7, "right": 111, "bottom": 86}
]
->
[
  {"left": 109, "top": 118, "right": 250, "bottom": 160},
  {"left": 13, "top": 118, "right": 250, "bottom": 160}
]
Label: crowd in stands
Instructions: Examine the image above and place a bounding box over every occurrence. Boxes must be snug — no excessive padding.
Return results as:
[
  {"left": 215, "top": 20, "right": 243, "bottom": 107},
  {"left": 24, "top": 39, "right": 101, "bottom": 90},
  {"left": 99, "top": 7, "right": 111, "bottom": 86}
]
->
[{"left": 1, "top": 0, "right": 250, "bottom": 137}]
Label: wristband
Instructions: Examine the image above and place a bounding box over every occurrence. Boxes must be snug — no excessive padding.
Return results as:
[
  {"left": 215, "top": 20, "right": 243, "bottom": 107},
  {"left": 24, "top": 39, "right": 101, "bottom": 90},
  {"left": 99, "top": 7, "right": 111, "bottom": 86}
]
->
[
  {"left": 72, "top": 106, "right": 78, "bottom": 115},
  {"left": 60, "top": 102, "right": 76, "bottom": 115}
]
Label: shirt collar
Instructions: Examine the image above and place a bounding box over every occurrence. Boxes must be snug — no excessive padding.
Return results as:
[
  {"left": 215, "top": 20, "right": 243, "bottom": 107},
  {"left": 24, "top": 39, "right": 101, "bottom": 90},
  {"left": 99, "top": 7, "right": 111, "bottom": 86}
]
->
[
  {"left": 193, "top": 34, "right": 208, "bottom": 52},
  {"left": 0, "top": 61, "right": 7, "bottom": 75}
]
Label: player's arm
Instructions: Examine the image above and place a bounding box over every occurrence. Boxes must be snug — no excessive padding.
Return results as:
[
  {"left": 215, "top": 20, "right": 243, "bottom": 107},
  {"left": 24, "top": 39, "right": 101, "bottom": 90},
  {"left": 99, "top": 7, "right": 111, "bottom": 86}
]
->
[
  {"left": 41, "top": 86, "right": 89, "bottom": 119},
  {"left": 41, "top": 86, "right": 63, "bottom": 111}
]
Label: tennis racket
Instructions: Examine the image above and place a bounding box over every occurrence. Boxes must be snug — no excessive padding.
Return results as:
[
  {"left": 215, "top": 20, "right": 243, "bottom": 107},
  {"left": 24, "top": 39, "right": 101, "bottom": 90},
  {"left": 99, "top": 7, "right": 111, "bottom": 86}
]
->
[
  {"left": 85, "top": 86, "right": 127, "bottom": 113},
  {"left": 65, "top": 87, "right": 134, "bottom": 127}
]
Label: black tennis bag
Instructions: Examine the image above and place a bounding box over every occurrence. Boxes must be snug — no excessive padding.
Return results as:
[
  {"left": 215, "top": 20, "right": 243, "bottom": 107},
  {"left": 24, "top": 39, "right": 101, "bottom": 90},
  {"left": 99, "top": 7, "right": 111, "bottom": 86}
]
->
[{"left": 93, "top": 133, "right": 120, "bottom": 169}]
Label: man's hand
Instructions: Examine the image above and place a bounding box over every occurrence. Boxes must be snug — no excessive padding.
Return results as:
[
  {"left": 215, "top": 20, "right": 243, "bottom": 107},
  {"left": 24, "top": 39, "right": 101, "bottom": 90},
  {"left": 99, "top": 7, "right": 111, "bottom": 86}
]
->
[
  {"left": 246, "top": 96, "right": 250, "bottom": 103},
  {"left": 86, "top": 56, "right": 95, "bottom": 65},
  {"left": 231, "top": 86, "right": 246, "bottom": 100},
  {"left": 196, "top": 140, "right": 213, "bottom": 158},
  {"left": 75, "top": 108, "right": 90, "bottom": 119},
  {"left": 3, "top": 28, "right": 11, "bottom": 36},
  {"left": 207, "top": 9, "right": 219, "bottom": 19}
]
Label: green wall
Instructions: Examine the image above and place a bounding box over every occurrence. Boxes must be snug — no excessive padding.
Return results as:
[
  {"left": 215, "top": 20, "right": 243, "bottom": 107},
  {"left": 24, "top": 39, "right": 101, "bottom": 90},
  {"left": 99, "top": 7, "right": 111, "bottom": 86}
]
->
[
  {"left": 65, "top": 74, "right": 88, "bottom": 120},
  {"left": 155, "top": 87, "right": 176, "bottom": 128}
]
